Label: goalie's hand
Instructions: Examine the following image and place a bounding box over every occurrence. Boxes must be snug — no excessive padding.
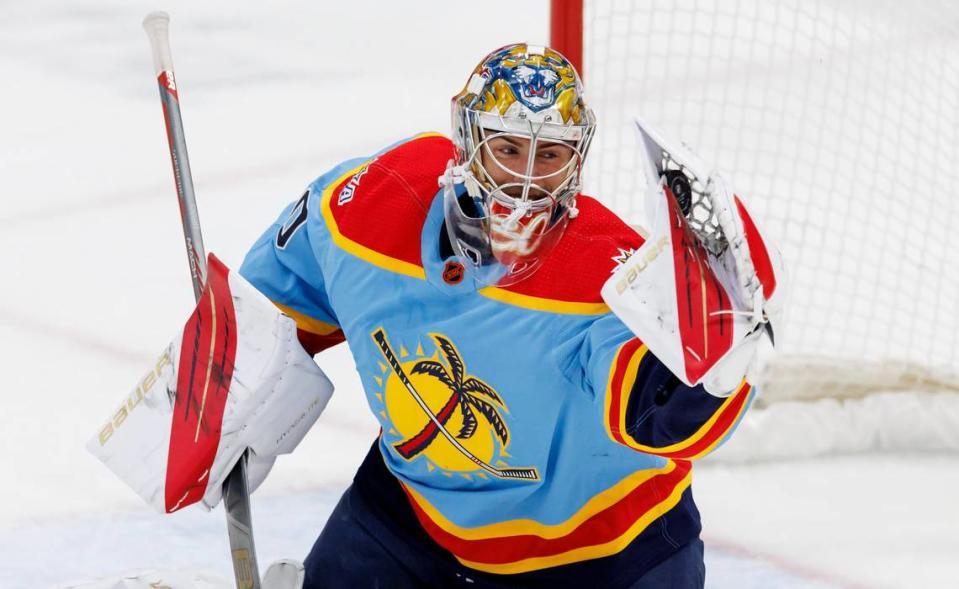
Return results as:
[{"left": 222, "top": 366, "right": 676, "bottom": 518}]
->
[{"left": 601, "top": 118, "right": 785, "bottom": 396}]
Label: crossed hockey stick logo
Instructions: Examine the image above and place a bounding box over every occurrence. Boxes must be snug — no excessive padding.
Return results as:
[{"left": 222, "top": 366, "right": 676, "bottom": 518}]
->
[{"left": 372, "top": 329, "right": 538, "bottom": 481}]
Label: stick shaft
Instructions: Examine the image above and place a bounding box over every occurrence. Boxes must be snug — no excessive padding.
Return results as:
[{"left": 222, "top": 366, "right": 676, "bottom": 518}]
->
[
  {"left": 143, "top": 12, "right": 260, "bottom": 589},
  {"left": 144, "top": 11, "right": 206, "bottom": 300}
]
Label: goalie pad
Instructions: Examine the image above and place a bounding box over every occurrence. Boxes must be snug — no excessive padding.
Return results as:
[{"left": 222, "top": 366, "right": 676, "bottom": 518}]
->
[
  {"left": 87, "top": 254, "right": 333, "bottom": 513},
  {"left": 601, "top": 118, "right": 785, "bottom": 395}
]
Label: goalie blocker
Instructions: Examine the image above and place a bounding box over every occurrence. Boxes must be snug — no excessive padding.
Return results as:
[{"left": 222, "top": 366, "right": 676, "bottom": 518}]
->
[
  {"left": 88, "top": 254, "right": 333, "bottom": 513},
  {"left": 602, "top": 119, "right": 785, "bottom": 397}
]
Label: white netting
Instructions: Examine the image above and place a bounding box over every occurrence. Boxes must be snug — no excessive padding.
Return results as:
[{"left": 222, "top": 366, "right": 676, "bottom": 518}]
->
[{"left": 582, "top": 0, "right": 959, "bottom": 405}]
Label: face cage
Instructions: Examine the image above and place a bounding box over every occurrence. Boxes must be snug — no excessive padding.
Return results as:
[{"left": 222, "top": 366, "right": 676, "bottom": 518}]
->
[
  {"left": 458, "top": 105, "right": 595, "bottom": 205},
  {"left": 470, "top": 129, "right": 583, "bottom": 211},
  {"left": 442, "top": 108, "right": 595, "bottom": 286}
]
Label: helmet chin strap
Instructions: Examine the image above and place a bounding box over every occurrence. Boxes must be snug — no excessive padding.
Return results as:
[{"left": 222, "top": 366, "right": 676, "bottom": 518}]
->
[{"left": 439, "top": 162, "right": 466, "bottom": 188}]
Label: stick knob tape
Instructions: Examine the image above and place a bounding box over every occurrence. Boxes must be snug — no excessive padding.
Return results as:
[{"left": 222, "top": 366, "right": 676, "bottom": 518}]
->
[{"left": 143, "top": 11, "right": 174, "bottom": 75}]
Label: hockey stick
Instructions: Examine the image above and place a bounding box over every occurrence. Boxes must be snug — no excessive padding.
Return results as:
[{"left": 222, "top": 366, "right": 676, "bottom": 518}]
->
[
  {"left": 142, "top": 12, "right": 261, "bottom": 589},
  {"left": 372, "top": 329, "right": 539, "bottom": 481}
]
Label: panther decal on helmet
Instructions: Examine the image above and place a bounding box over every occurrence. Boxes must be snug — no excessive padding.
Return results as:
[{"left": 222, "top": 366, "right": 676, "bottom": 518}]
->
[{"left": 470, "top": 45, "right": 580, "bottom": 117}]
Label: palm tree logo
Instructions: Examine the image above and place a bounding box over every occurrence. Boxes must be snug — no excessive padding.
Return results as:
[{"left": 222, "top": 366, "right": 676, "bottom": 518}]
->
[{"left": 393, "top": 334, "right": 509, "bottom": 460}]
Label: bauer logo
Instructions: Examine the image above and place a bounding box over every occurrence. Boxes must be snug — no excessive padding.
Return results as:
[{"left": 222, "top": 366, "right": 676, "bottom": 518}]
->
[
  {"left": 610, "top": 247, "right": 637, "bottom": 271},
  {"left": 615, "top": 235, "right": 669, "bottom": 294},
  {"left": 97, "top": 346, "right": 174, "bottom": 446},
  {"left": 337, "top": 163, "right": 373, "bottom": 206},
  {"left": 158, "top": 71, "right": 178, "bottom": 99}
]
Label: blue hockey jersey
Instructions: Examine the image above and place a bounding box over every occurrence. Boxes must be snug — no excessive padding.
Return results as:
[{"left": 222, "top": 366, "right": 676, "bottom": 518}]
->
[{"left": 239, "top": 133, "right": 754, "bottom": 577}]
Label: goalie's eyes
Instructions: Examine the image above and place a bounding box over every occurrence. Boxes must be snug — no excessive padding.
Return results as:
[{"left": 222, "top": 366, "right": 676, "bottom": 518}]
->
[
  {"left": 488, "top": 142, "right": 572, "bottom": 164},
  {"left": 494, "top": 147, "right": 565, "bottom": 160},
  {"left": 538, "top": 148, "right": 570, "bottom": 161},
  {"left": 494, "top": 144, "right": 520, "bottom": 158}
]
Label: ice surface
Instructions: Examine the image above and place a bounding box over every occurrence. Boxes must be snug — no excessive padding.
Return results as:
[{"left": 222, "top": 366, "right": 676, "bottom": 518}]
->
[
  {"left": 0, "top": 484, "right": 855, "bottom": 588},
  {"left": 1, "top": 1, "right": 956, "bottom": 588}
]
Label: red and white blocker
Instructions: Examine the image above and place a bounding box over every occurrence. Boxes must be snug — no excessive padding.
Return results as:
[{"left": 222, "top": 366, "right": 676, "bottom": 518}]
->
[
  {"left": 602, "top": 119, "right": 784, "bottom": 397},
  {"left": 88, "top": 254, "right": 333, "bottom": 513}
]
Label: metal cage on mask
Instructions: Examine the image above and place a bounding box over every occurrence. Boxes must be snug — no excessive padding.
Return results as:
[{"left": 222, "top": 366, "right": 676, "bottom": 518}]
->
[{"left": 441, "top": 101, "right": 596, "bottom": 287}]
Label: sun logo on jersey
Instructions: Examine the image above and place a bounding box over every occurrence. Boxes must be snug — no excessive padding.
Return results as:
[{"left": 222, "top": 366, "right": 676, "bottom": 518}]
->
[
  {"left": 396, "top": 334, "right": 509, "bottom": 458},
  {"left": 370, "top": 329, "right": 538, "bottom": 481}
]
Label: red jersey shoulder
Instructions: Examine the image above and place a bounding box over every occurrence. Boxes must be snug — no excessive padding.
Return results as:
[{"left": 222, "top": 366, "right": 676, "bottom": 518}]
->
[
  {"left": 322, "top": 133, "right": 454, "bottom": 269},
  {"left": 502, "top": 196, "right": 646, "bottom": 303}
]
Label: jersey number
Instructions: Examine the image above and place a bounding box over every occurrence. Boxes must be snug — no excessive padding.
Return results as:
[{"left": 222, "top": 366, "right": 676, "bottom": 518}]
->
[{"left": 276, "top": 191, "right": 309, "bottom": 249}]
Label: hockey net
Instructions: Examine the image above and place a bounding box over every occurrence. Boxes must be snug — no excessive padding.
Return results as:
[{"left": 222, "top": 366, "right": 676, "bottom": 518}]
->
[{"left": 551, "top": 0, "right": 959, "bottom": 460}]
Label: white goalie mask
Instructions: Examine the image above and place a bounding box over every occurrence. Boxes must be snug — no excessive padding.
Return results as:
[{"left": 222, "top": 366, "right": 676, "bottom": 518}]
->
[{"left": 440, "top": 43, "right": 596, "bottom": 286}]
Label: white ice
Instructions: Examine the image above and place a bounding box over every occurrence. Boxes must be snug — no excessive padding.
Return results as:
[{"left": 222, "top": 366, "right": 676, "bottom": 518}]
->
[{"left": 1, "top": 1, "right": 956, "bottom": 588}]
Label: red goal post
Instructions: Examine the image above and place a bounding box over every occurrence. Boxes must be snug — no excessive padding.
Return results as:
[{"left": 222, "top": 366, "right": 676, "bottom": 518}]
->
[
  {"left": 550, "top": 0, "right": 585, "bottom": 76},
  {"left": 550, "top": 0, "right": 959, "bottom": 460}
]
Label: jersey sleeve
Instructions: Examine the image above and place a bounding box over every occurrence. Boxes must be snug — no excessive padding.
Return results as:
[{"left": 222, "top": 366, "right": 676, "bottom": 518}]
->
[
  {"left": 582, "top": 313, "right": 755, "bottom": 460},
  {"left": 239, "top": 187, "right": 345, "bottom": 355}
]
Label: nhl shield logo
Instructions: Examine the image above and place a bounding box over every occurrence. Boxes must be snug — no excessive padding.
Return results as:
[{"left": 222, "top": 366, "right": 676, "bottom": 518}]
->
[{"left": 442, "top": 260, "right": 465, "bottom": 285}]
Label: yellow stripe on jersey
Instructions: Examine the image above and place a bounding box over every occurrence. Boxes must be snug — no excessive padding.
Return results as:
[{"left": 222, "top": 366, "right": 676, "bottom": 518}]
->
[
  {"left": 478, "top": 286, "right": 610, "bottom": 315},
  {"left": 272, "top": 302, "right": 340, "bottom": 336},
  {"left": 401, "top": 459, "right": 677, "bottom": 541}
]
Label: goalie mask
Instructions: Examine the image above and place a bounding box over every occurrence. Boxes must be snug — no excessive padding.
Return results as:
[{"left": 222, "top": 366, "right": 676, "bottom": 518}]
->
[{"left": 440, "top": 43, "right": 596, "bottom": 286}]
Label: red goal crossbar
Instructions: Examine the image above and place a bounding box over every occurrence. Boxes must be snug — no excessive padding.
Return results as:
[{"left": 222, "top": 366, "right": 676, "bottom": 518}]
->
[{"left": 550, "top": 0, "right": 584, "bottom": 76}]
